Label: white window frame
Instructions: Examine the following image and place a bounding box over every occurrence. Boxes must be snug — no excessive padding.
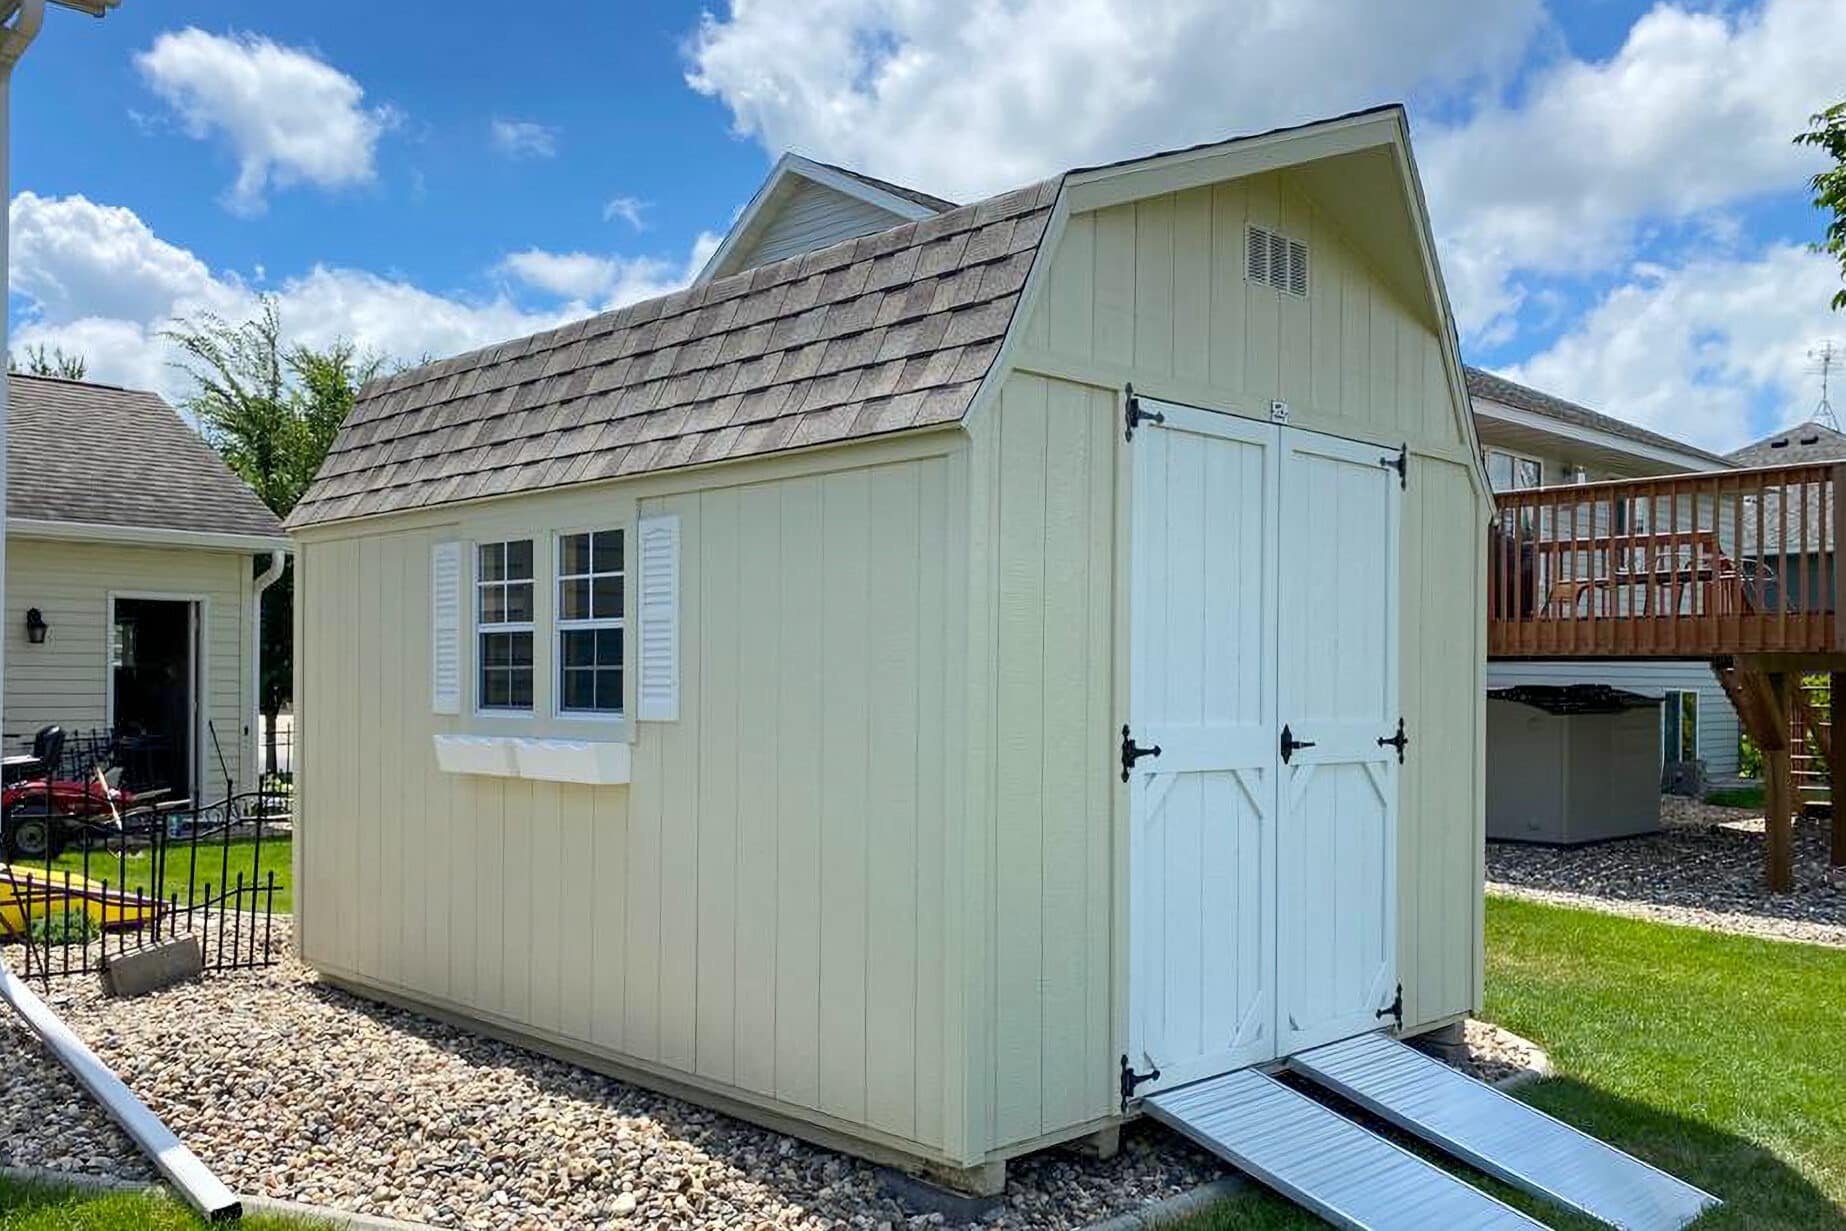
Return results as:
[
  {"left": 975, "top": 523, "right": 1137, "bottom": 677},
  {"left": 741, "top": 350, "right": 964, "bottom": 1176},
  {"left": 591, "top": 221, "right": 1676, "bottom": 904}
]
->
[
  {"left": 1484, "top": 448, "right": 1543, "bottom": 494},
  {"left": 554, "top": 527, "right": 625, "bottom": 720},
  {"left": 476, "top": 538, "right": 536, "bottom": 715}
]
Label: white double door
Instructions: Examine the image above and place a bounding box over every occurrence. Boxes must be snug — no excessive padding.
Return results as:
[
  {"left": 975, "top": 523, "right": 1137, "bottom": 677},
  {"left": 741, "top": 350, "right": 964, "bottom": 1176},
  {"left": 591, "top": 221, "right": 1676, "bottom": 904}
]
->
[{"left": 1127, "top": 399, "right": 1401, "bottom": 1093}]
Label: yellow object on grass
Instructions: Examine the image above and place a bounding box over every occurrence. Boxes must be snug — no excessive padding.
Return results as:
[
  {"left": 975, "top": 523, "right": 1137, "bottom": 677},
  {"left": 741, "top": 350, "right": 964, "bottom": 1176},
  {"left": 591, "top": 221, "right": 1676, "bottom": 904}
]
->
[{"left": 0, "top": 863, "right": 162, "bottom": 938}]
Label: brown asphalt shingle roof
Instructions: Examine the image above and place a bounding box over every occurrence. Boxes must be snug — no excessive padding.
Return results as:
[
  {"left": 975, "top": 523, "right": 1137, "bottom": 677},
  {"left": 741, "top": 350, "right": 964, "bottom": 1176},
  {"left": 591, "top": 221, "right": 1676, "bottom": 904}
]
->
[
  {"left": 9, "top": 374, "right": 285, "bottom": 540},
  {"left": 289, "top": 177, "right": 1057, "bottom": 529}
]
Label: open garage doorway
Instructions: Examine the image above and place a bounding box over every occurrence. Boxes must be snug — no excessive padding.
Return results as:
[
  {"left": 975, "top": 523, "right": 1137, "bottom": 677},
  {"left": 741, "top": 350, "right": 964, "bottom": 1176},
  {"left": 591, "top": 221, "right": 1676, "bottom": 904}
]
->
[{"left": 109, "top": 595, "right": 202, "bottom": 802}]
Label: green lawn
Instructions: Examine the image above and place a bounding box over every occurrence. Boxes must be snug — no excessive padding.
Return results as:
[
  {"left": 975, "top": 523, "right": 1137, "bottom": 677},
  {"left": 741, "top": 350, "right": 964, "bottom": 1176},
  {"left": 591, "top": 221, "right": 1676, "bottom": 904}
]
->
[
  {"left": 1703, "top": 784, "right": 1765, "bottom": 809},
  {"left": 0, "top": 1177, "right": 320, "bottom": 1229},
  {"left": 45, "top": 836, "right": 293, "bottom": 914},
  {"left": 1171, "top": 897, "right": 1846, "bottom": 1229}
]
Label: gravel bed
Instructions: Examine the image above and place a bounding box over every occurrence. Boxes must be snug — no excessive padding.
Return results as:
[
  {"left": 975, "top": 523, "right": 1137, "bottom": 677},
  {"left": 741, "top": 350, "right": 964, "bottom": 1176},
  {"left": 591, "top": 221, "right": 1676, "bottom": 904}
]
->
[
  {"left": 0, "top": 927, "right": 1234, "bottom": 1229},
  {"left": 1452, "top": 1020, "right": 1548, "bottom": 1088},
  {"left": 1488, "top": 795, "right": 1846, "bottom": 948},
  {"left": 0, "top": 930, "right": 1562, "bottom": 1230}
]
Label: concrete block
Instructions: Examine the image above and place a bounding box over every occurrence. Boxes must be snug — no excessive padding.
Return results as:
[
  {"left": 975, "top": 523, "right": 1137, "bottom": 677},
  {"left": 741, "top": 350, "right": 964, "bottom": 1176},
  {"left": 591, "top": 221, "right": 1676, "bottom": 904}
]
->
[{"left": 99, "top": 936, "right": 203, "bottom": 998}]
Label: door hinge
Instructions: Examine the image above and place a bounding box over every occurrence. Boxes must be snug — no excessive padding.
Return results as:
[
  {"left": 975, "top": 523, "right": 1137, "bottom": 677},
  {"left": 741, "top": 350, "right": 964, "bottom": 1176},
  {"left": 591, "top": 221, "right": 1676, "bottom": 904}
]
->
[
  {"left": 1380, "top": 442, "right": 1407, "bottom": 489},
  {"left": 1121, "top": 724, "right": 1162, "bottom": 782},
  {"left": 1377, "top": 717, "right": 1409, "bottom": 764},
  {"left": 1120, "top": 1053, "right": 1161, "bottom": 1111},
  {"left": 1279, "top": 723, "right": 1316, "bottom": 765},
  {"left": 1124, "top": 384, "right": 1165, "bottom": 442},
  {"left": 1375, "top": 983, "right": 1404, "bottom": 1031}
]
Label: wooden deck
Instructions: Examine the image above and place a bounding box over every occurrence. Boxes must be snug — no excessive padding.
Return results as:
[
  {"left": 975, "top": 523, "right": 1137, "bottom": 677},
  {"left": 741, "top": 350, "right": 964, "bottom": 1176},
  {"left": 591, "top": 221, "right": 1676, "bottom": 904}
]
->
[{"left": 1489, "top": 463, "right": 1846, "bottom": 659}]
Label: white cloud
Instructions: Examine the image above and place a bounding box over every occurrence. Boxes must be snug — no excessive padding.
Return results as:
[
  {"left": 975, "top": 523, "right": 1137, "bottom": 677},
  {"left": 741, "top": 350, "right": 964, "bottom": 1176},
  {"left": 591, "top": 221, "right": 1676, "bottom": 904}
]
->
[
  {"left": 687, "top": 0, "right": 1543, "bottom": 204},
  {"left": 604, "top": 195, "right": 648, "bottom": 229},
  {"left": 6, "top": 195, "right": 713, "bottom": 403},
  {"left": 499, "top": 231, "right": 725, "bottom": 304},
  {"left": 136, "top": 28, "right": 396, "bottom": 216},
  {"left": 1422, "top": 0, "right": 1846, "bottom": 339},
  {"left": 1504, "top": 244, "right": 1846, "bottom": 453},
  {"left": 491, "top": 118, "right": 559, "bottom": 159}
]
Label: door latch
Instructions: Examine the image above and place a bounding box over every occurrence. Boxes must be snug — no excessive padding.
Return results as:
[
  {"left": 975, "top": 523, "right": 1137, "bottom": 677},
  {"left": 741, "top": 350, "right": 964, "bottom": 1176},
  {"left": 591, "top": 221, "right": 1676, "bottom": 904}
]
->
[
  {"left": 1120, "top": 1053, "right": 1162, "bottom": 1111},
  {"left": 1121, "top": 725, "right": 1163, "bottom": 781},
  {"left": 1377, "top": 717, "right": 1409, "bottom": 764},
  {"left": 1280, "top": 724, "right": 1316, "bottom": 764}
]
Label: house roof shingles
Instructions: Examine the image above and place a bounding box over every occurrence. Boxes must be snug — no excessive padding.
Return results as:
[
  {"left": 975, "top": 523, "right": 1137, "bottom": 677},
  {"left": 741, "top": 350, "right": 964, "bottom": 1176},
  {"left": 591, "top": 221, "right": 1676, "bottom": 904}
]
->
[
  {"left": 1465, "top": 366, "right": 1733, "bottom": 468},
  {"left": 1724, "top": 420, "right": 1846, "bottom": 467},
  {"left": 289, "top": 176, "right": 1058, "bottom": 529},
  {"left": 9, "top": 374, "right": 285, "bottom": 540}
]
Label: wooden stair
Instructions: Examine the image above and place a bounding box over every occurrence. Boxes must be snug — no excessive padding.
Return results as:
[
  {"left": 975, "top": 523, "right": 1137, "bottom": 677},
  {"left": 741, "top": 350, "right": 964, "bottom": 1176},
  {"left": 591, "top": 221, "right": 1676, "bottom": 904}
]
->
[
  {"left": 1712, "top": 663, "right": 1846, "bottom": 890},
  {"left": 1791, "top": 677, "right": 1832, "bottom": 812}
]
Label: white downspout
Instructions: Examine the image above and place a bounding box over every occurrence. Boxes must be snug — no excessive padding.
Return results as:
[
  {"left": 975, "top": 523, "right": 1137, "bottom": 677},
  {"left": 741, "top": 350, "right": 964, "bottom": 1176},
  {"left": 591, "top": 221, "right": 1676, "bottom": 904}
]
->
[{"left": 251, "top": 548, "right": 286, "bottom": 789}]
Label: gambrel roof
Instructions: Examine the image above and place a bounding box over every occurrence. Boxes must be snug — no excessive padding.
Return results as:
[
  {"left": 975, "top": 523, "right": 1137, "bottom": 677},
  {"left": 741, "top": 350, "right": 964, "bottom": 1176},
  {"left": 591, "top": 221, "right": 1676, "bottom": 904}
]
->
[
  {"left": 293, "top": 104, "right": 1481, "bottom": 529},
  {"left": 289, "top": 178, "right": 1054, "bottom": 528}
]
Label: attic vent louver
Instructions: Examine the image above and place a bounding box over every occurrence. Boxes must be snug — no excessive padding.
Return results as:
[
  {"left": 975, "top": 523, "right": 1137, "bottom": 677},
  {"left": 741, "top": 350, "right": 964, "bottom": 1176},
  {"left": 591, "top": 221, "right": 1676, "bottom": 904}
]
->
[{"left": 1247, "top": 225, "right": 1308, "bottom": 297}]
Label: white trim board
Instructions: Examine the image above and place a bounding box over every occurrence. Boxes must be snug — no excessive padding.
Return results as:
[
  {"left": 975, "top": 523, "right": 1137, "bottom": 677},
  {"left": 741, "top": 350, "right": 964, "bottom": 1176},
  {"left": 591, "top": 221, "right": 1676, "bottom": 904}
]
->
[
  {"left": 11, "top": 517, "right": 290, "bottom": 553},
  {"left": 1471, "top": 396, "right": 1732, "bottom": 475}
]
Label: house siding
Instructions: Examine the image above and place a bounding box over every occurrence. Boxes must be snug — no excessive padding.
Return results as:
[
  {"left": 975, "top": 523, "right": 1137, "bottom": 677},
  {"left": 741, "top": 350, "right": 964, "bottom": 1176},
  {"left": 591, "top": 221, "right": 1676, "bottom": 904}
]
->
[
  {"left": 735, "top": 179, "right": 910, "bottom": 272},
  {"left": 2, "top": 536, "right": 252, "bottom": 799}
]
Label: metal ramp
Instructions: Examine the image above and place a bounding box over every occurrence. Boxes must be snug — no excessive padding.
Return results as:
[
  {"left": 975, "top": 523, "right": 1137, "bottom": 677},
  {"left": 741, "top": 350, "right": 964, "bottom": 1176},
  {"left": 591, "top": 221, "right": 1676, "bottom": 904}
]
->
[
  {"left": 1144, "top": 1067, "right": 1547, "bottom": 1230},
  {"left": 1291, "top": 1032, "right": 1719, "bottom": 1231}
]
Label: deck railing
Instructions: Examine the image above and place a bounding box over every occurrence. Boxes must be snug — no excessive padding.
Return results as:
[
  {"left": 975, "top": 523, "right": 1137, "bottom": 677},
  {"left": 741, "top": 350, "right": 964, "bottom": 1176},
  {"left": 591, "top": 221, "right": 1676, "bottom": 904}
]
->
[{"left": 1488, "top": 462, "right": 1846, "bottom": 658}]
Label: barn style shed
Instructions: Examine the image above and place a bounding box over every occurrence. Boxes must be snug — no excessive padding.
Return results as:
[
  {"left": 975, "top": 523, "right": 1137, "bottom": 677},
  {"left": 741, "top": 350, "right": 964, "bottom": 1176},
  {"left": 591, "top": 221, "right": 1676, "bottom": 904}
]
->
[{"left": 288, "top": 107, "right": 1498, "bottom": 1195}]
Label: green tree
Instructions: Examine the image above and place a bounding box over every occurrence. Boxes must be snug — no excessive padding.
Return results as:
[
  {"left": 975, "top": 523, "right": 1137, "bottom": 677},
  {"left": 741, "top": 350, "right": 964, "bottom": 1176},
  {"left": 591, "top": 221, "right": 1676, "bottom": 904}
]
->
[
  {"left": 1797, "top": 102, "right": 1846, "bottom": 309},
  {"left": 8, "top": 344, "right": 87, "bottom": 379},
  {"left": 165, "top": 299, "right": 382, "bottom": 776}
]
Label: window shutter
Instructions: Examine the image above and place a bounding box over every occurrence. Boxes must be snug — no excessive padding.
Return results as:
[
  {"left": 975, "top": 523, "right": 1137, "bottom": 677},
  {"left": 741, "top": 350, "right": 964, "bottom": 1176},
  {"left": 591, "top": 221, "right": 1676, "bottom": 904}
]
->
[
  {"left": 636, "top": 514, "right": 680, "bottom": 721},
  {"left": 431, "top": 541, "right": 463, "bottom": 715}
]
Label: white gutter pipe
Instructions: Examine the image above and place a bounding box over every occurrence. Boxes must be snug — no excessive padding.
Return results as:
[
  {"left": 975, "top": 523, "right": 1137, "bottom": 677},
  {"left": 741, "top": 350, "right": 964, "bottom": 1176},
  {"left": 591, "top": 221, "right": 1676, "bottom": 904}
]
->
[
  {"left": 251, "top": 548, "right": 286, "bottom": 783},
  {"left": 0, "top": 8, "right": 237, "bottom": 1225},
  {"left": 0, "top": 959, "right": 242, "bottom": 1220}
]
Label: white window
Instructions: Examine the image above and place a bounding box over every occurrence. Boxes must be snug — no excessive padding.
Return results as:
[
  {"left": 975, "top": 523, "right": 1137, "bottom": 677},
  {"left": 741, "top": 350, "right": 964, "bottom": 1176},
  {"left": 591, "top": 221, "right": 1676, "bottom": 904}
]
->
[
  {"left": 1662, "top": 690, "right": 1699, "bottom": 762},
  {"left": 1484, "top": 449, "right": 1542, "bottom": 493},
  {"left": 477, "top": 539, "right": 535, "bottom": 711},
  {"left": 556, "top": 529, "right": 624, "bottom": 716}
]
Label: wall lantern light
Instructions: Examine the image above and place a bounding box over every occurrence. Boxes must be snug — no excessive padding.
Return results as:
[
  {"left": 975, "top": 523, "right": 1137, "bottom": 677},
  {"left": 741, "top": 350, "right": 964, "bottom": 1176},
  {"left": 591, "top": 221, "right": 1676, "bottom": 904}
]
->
[{"left": 24, "top": 607, "right": 47, "bottom": 644}]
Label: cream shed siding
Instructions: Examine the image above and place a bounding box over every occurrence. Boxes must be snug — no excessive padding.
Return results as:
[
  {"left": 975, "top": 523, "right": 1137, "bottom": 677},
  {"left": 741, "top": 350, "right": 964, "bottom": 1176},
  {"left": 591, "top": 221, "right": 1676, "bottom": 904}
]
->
[
  {"left": 294, "top": 437, "right": 976, "bottom": 1165},
  {"left": 3, "top": 536, "right": 253, "bottom": 798},
  {"left": 982, "top": 169, "right": 1488, "bottom": 1066}
]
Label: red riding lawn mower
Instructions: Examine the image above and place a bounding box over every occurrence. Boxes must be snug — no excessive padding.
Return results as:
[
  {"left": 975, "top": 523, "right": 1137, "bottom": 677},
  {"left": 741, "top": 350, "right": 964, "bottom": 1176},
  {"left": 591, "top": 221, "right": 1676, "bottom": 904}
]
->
[{"left": 0, "top": 727, "right": 136, "bottom": 862}]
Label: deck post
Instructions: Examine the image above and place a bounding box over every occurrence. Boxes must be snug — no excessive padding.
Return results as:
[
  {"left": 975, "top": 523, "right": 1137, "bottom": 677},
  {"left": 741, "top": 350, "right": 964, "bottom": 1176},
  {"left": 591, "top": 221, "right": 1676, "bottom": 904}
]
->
[
  {"left": 1764, "top": 672, "right": 1796, "bottom": 894},
  {"left": 1834, "top": 671, "right": 1846, "bottom": 870},
  {"left": 1833, "top": 465, "right": 1846, "bottom": 652}
]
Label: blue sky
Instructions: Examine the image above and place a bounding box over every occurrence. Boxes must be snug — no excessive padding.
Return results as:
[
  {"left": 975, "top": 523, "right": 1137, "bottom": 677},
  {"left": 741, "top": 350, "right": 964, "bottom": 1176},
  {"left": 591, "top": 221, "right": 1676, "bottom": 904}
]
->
[{"left": 8, "top": 0, "right": 1845, "bottom": 451}]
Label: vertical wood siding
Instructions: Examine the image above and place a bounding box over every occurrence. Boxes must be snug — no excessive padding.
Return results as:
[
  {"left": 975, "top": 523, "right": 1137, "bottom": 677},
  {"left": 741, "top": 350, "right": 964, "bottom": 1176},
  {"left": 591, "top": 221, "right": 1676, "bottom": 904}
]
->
[
  {"left": 3, "top": 538, "right": 252, "bottom": 798},
  {"left": 971, "top": 168, "right": 1487, "bottom": 1152},
  {"left": 296, "top": 447, "right": 967, "bottom": 1161},
  {"left": 972, "top": 373, "right": 1118, "bottom": 1150}
]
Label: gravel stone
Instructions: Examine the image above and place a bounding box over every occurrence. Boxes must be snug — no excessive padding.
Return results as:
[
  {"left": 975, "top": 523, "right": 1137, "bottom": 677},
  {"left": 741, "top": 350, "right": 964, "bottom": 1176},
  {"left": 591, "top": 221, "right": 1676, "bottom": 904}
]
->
[
  {"left": 0, "top": 925, "right": 1233, "bottom": 1229},
  {"left": 1488, "top": 795, "right": 1846, "bottom": 948}
]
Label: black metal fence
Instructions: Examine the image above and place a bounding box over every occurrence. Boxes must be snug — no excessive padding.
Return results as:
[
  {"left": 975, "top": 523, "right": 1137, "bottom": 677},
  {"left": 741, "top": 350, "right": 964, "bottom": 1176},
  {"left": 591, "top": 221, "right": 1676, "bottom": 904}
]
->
[{"left": 1, "top": 722, "right": 290, "bottom": 985}]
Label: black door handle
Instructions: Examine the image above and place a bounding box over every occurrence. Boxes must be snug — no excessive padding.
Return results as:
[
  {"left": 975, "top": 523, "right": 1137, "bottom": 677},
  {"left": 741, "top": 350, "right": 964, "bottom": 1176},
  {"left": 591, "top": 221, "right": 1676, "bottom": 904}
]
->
[
  {"left": 1121, "top": 725, "right": 1162, "bottom": 781},
  {"left": 1280, "top": 723, "right": 1316, "bottom": 764}
]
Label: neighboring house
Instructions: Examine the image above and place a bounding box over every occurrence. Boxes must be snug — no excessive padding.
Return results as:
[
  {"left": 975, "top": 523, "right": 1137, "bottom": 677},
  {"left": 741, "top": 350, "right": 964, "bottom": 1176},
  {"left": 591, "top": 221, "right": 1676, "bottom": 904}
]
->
[
  {"left": 4, "top": 374, "right": 288, "bottom": 803},
  {"left": 1724, "top": 420, "right": 1846, "bottom": 615},
  {"left": 289, "top": 108, "right": 1496, "bottom": 1192},
  {"left": 1471, "top": 367, "right": 1747, "bottom": 777}
]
